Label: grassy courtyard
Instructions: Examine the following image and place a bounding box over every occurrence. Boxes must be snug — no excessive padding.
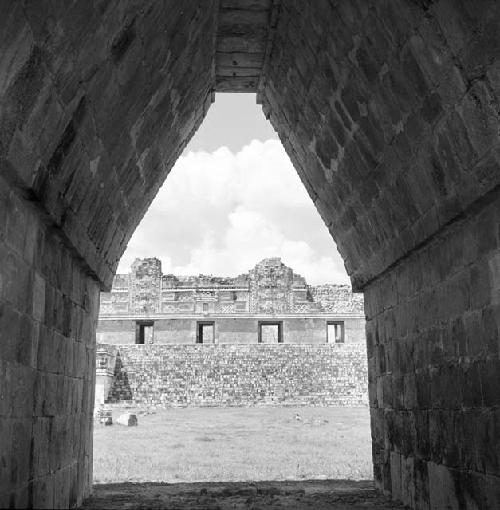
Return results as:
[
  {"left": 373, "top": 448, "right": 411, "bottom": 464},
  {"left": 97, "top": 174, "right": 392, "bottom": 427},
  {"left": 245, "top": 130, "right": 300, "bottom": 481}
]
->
[{"left": 93, "top": 406, "right": 372, "bottom": 484}]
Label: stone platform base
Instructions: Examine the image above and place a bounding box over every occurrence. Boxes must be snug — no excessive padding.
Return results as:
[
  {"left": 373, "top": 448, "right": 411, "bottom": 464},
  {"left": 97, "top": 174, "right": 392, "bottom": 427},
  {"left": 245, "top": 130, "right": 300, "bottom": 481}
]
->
[
  {"left": 81, "top": 480, "right": 404, "bottom": 509},
  {"left": 99, "top": 343, "right": 368, "bottom": 407}
]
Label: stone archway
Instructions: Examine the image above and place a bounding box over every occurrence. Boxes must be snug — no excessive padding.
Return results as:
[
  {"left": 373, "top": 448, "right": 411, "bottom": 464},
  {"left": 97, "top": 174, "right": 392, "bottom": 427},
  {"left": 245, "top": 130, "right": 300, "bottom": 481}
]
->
[{"left": 1, "top": 1, "right": 500, "bottom": 508}]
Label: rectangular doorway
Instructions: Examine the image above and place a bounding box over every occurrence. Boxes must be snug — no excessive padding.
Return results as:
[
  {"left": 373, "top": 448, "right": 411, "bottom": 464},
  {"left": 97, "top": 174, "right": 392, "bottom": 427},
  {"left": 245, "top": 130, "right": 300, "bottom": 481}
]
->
[
  {"left": 136, "top": 320, "right": 154, "bottom": 344},
  {"left": 327, "top": 321, "right": 345, "bottom": 343},
  {"left": 258, "top": 322, "right": 283, "bottom": 343},
  {"left": 197, "top": 321, "right": 215, "bottom": 344}
]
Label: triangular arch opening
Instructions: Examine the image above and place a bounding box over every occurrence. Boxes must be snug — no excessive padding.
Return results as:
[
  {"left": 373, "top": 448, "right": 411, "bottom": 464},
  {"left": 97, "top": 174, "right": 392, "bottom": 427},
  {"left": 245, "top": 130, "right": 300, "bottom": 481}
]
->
[{"left": 94, "top": 92, "right": 370, "bottom": 488}]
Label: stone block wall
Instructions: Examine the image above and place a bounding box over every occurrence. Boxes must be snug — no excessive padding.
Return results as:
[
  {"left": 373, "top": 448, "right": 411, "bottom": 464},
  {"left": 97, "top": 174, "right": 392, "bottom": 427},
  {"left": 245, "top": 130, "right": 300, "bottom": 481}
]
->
[
  {"left": 0, "top": 174, "right": 99, "bottom": 508},
  {"left": 96, "top": 319, "right": 136, "bottom": 345},
  {"left": 3, "top": 1, "right": 500, "bottom": 508},
  {"left": 0, "top": 3, "right": 218, "bottom": 505},
  {"left": 98, "top": 343, "right": 368, "bottom": 408},
  {"left": 97, "top": 316, "right": 365, "bottom": 345},
  {"left": 365, "top": 190, "right": 500, "bottom": 508},
  {"left": 259, "top": 0, "right": 500, "bottom": 291},
  {"left": 257, "top": 4, "right": 500, "bottom": 505},
  {"left": 0, "top": 0, "right": 218, "bottom": 290}
]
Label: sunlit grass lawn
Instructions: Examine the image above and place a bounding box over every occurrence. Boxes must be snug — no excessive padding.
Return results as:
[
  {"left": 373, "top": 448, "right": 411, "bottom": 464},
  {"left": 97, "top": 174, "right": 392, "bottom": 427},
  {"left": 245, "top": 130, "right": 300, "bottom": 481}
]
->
[{"left": 93, "top": 407, "right": 372, "bottom": 483}]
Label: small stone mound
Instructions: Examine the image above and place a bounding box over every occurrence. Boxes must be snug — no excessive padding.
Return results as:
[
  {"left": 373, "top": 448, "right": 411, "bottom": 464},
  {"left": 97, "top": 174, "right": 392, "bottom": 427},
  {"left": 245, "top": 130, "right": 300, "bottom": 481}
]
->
[{"left": 116, "top": 413, "right": 138, "bottom": 426}]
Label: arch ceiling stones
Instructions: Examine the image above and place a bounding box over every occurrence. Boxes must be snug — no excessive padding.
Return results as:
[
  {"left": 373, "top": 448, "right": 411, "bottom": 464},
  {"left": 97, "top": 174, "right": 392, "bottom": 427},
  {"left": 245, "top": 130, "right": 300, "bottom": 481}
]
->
[{"left": 1, "top": 0, "right": 500, "bottom": 508}]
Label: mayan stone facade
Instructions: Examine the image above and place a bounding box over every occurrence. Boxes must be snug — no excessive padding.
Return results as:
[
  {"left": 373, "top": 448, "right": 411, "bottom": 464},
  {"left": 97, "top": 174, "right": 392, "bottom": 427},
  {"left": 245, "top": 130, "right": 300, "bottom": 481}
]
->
[
  {"left": 97, "top": 257, "right": 365, "bottom": 346},
  {"left": 95, "top": 258, "right": 367, "bottom": 408},
  {"left": 99, "top": 257, "right": 364, "bottom": 317}
]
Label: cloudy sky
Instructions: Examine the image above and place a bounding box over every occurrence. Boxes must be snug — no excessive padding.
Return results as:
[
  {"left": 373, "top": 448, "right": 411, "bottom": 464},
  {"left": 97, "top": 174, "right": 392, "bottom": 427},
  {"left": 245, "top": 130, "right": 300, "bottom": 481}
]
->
[{"left": 118, "top": 94, "right": 349, "bottom": 285}]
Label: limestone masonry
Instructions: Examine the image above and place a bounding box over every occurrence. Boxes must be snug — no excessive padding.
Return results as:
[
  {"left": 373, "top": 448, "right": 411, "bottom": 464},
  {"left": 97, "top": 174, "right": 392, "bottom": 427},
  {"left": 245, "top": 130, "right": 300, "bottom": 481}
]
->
[
  {"left": 3, "top": 1, "right": 500, "bottom": 508},
  {"left": 97, "top": 344, "right": 368, "bottom": 408},
  {"left": 95, "top": 258, "right": 367, "bottom": 408},
  {"left": 99, "top": 257, "right": 364, "bottom": 316},
  {"left": 97, "top": 257, "right": 365, "bottom": 345}
]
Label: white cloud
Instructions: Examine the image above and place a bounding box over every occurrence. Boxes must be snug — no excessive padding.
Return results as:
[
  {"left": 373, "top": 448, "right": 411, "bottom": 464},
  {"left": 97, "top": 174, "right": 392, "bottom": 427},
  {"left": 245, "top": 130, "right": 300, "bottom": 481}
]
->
[{"left": 118, "top": 139, "right": 350, "bottom": 285}]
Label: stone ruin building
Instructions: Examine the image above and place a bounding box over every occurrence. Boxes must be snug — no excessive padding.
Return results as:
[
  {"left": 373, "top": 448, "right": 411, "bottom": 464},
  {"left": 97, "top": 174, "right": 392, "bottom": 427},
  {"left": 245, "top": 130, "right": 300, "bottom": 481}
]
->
[
  {"left": 97, "top": 257, "right": 365, "bottom": 344},
  {"left": 94, "top": 258, "right": 367, "bottom": 409},
  {"left": 1, "top": 1, "right": 500, "bottom": 508}
]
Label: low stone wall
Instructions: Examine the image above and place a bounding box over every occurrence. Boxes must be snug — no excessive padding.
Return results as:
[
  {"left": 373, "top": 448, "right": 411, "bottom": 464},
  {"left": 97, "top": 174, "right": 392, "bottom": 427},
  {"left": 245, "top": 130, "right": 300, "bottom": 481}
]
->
[{"left": 97, "top": 343, "right": 368, "bottom": 407}]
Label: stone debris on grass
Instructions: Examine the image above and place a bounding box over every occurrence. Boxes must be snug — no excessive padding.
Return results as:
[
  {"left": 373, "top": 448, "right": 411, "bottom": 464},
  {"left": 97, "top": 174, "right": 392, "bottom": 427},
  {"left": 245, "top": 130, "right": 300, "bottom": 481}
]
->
[
  {"left": 291, "top": 413, "right": 329, "bottom": 426},
  {"left": 116, "top": 413, "right": 138, "bottom": 426},
  {"left": 95, "top": 406, "right": 113, "bottom": 426}
]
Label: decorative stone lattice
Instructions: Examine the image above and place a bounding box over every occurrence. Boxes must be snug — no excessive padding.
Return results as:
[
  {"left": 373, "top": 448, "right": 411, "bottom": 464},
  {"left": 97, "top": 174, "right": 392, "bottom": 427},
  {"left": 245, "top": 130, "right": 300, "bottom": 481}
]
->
[{"left": 100, "top": 257, "right": 363, "bottom": 317}]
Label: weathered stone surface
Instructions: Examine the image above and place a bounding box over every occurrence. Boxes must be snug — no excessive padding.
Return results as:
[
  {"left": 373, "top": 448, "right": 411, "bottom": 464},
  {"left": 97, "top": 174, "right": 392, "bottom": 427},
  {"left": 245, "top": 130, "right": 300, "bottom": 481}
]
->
[
  {"left": 81, "top": 480, "right": 405, "bottom": 510},
  {"left": 96, "top": 257, "right": 365, "bottom": 346},
  {"left": 365, "top": 186, "right": 500, "bottom": 508},
  {"left": 97, "top": 315, "right": 365, "bottom": 346},
  {"left": 99, "top": 343, "right": 368, "bottom": 408},
  {"left": 2, "top": 1, "right": 500, "bottom": 289},
  {"left": 2, "top": 1, "right": 500, "bottom": 508},
  {"left": 100, "top": 257, "right": 363, "bottom": 316},
  {"left": 115, "top": 413, "right": 137, "bottom": 427},
  {"left": 0, "top": 173, "right": 98, "bottom": 508},
  {"left": 0, "top": 0, "right": 218, "bottom": 289},
  {"left": 258, "top": 0, "right": 500, "bottom": 290}
]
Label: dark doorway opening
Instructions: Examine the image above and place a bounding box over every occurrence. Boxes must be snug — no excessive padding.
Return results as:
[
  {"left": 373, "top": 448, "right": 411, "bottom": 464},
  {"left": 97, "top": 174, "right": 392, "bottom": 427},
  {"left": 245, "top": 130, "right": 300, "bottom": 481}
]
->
[
  {"left": 258, "top": 321, "right": 283, "bottom": 343},
  {"left": 327, "top": 321, "right": 344, "bottom": 343},
  {"left": 136, "top": 320, "right": 154, "bottom": 344},
  {"left": 197, "top": 321, "right": 215, "bottom": 344}
]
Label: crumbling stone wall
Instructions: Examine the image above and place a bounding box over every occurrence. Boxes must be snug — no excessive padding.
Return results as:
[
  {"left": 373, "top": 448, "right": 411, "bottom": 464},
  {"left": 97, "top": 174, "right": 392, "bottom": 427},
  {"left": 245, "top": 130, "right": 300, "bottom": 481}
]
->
[
  {"left": 100, "top": 257, "right": 362, "bottom": 316},
  {"left": 99, "top": 344, "right": 368, "bottom": 407},
  {"left": 311, "top": 285, "right": 365, "bottom": 314}
]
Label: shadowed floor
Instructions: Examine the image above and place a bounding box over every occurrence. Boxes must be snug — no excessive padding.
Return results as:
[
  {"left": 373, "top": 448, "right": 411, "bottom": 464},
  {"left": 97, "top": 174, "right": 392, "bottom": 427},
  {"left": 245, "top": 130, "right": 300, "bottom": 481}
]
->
[{"left": 81, "top": 480, "right": 405, "bottom": 509}]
